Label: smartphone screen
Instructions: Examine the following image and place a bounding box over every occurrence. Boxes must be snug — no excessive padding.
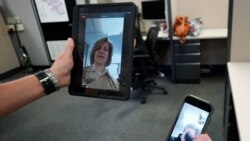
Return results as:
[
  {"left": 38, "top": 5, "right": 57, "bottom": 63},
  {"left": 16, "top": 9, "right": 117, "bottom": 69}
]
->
[{"left": 167, "top": 95, "right": 213, "bottom": 141}]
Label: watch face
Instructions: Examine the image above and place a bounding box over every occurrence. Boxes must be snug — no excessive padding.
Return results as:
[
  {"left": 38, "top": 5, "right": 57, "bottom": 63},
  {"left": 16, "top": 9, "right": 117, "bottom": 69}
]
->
[{"left": 44, "top": 69, "right": 52, "bottom": 77}]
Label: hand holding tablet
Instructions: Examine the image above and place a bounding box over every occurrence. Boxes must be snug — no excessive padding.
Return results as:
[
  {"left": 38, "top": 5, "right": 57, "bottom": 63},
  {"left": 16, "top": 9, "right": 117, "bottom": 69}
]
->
[{"left": 69, "top": 3, "right": 136, "bottom": 100}]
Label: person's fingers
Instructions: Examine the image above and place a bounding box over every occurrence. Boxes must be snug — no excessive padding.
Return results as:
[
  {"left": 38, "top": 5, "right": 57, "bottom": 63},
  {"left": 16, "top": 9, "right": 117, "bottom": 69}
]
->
[
  {"left": 196, "top": 134, "right": 212, "bottom": 141},
  {"left": 65, "top": 38, "right": 75, "bottom": 54}
]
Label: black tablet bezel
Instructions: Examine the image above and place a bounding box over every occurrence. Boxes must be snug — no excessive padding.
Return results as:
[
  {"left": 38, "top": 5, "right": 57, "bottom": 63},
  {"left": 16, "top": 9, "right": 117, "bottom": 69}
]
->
[
  {"left": 166, "top": 94, "right": 214, "bottom": 140},
  {"left": 69, "top": 3, "right": 136, "bottom": 100}
]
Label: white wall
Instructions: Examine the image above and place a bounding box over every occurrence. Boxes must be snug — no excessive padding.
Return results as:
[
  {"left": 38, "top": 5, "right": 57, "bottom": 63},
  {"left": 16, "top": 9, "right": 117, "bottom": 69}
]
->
[
  {"left": 109, "top": 0, "right": 229, "bottom": 32},
  {"left": 1, "top": 0, "right": 50, "bottom": 66},
  {"left": 176, "top": 0, "right": 228, "bottom": 29},
  {"left": 76, "top": 0, "right": 87, "bottom": 4},
  {"left": 230, "top": 0, "right": 250, "bottom": 61},
  {"left": 0, "top": 11, "right": 20, "bottom": 74},
  {"left": 0, "top": 0, "right": 89, "bottom": 66}
]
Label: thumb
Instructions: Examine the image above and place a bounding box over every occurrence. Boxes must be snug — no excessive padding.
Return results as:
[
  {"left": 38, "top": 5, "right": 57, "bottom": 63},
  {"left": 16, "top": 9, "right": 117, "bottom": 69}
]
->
[{"left": 65, "top": 38, "right": 75, "bottom": 54}]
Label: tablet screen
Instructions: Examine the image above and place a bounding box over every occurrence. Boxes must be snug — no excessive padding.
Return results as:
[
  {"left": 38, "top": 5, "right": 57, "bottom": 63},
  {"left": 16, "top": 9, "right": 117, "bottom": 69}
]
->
[
  {"left": 81, "top": 13, "right": 124, "bottom": 91},
  {"left": 69, "top": 3, "right": 136, "bottom": 100}
]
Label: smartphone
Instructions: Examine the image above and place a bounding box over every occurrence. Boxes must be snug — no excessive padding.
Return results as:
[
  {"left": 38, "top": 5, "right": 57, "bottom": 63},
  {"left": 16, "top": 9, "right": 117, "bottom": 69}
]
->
[{"left": 166, "top": 95, "right": 214, "bottom": 141}]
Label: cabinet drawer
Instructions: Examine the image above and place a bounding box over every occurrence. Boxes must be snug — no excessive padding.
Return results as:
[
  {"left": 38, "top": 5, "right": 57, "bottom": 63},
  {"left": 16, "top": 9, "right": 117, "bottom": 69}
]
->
[
  {"left": 175, "top": 63, "right": 200, "bottom": 83},
  {"left": 175, "top": 43, "right": 201, "bottom": 53},
  {"left": 175, "top": 53, "right": 200, "bottom": 63}
]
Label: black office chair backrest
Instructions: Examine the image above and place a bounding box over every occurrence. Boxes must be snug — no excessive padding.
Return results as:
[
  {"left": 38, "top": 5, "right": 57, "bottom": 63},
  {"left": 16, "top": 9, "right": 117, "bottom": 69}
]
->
[{"left": 145, "top": 26, "right": 160, "bottom": 66}]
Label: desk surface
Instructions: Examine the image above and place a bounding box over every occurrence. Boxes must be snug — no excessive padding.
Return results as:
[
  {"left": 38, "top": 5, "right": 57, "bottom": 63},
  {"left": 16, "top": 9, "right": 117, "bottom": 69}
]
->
[
  {"left": 156, "top": 28, "right": 228, "bottom": 40},
  {"left": 227, "top": 62, "right": 250, "bottom": 141},
  {"left": 185, "top": 28, "right": 227, "bottom": 39}
]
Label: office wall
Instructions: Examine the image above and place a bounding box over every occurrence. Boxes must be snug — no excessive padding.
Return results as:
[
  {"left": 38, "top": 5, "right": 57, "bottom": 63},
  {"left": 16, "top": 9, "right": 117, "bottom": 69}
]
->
[
  {"left": 0, "top": 0, "right": 87, "bottom": 67},
  {"left": 230, "top": 0, "right": 250, "bottom": 61},
  {"left": 0, "top": 11, "right": 20, "bottom": 74},
  {"left": 177, "top": 0, "right": 228, "bottom": 29},
  {"left": 110, "top": 0, "right": 228, "bottom": 32},
  {"left": 77, "top": 0, "right": 87, "bottom": 4},
  {"left": 0, "top": 0, "right": 51, "bottom": 66}
]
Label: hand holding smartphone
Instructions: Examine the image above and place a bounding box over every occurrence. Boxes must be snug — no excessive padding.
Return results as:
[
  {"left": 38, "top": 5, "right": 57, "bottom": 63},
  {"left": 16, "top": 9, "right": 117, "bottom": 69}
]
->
[{"left": 167, "top": 95, "right": 214, "bottom": 141}]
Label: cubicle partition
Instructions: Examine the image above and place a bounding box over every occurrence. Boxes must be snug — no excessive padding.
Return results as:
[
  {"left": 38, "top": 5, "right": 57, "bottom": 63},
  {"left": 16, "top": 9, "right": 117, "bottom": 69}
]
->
[
  {"left": 31, "top": 0, "right": 76, "bottom": 61},
  {"left": 224, "top": 0, "right": 250, "bottom": 140}
]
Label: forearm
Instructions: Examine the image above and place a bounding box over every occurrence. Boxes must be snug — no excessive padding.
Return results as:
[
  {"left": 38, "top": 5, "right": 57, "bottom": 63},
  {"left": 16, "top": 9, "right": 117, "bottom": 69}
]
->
[
  {"left": 0, "top": 75, "right": 46, "bottom": 117},
  {"left": 0, "top": 38, "right": 74, "bottom": 117}
]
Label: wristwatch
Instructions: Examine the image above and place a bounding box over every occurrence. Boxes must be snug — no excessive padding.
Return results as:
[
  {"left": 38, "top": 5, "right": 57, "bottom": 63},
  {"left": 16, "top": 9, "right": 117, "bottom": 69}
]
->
[{"left": 35, "top": 69, "right": 60, "bottom": 95}]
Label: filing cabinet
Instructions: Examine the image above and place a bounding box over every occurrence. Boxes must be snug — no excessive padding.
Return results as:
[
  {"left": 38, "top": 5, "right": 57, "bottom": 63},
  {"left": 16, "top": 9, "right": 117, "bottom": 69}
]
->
[{"left": 174, "top": 40, "right": 201, "bottom": 83}]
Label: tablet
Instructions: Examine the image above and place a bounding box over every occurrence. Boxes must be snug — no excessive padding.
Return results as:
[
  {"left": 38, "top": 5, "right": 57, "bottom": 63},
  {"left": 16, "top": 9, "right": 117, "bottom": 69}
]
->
[{"left": 69, "top": 3, "right": 136, "bottom": 100}]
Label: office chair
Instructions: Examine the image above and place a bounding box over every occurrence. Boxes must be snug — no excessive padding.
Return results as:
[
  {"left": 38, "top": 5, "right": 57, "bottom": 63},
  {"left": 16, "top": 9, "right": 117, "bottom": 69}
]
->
[
  {"left": 145, "top": 26, "right": 165, "bottom": 75},
  {"left": 132, "top": 27, "right": 167, "bottom": 104}
]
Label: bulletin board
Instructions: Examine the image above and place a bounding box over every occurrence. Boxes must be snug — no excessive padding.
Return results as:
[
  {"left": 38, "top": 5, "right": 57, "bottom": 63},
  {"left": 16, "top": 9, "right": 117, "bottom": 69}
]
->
[{"left": 31, "top": 0, "right": 76, "bottom": 61}]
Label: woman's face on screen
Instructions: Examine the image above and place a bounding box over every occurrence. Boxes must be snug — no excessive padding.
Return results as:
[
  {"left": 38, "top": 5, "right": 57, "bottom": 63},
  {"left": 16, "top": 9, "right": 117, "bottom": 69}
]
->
[{"left": 94, "top": 42, "right": 109, "bottom": 66}]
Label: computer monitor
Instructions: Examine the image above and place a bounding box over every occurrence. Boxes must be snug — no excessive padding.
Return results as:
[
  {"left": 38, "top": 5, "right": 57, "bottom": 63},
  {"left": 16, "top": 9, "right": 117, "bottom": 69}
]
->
[{"left": 141, "top": 0, "right": 165, "bottom": 21}]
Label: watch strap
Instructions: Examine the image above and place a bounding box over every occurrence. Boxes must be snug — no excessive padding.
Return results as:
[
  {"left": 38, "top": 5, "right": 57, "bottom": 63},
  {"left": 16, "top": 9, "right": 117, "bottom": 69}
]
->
[
  {"left": 35, "top": 70, "right": 60, "bottom": 95},
  {"left": 44, "top": 69, "right": 60, "bottom": 91}
]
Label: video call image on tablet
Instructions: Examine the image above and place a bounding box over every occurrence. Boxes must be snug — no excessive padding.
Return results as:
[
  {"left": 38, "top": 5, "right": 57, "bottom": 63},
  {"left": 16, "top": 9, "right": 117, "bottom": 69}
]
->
[
  {"left": 81, "top": 13, "right": 124, "bottom": 91},
  {"left": 168, "top": 103, "right": 209, "bottom": 141}
]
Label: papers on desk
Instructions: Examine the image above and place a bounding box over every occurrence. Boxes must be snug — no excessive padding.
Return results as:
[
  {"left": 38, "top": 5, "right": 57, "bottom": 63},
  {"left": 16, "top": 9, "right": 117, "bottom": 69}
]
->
[{"left": 158, "top": 30, "right": 169, "bottom": 38}]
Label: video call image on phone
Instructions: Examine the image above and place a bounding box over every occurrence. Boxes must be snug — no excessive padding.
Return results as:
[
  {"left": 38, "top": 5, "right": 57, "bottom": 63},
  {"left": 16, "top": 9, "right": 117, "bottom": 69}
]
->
[
  {"left": 168, "top": 102, "right": 210, "bottom": 141},
  {"left": 81, "top": 13, "right": 124, "bottom": 91}
]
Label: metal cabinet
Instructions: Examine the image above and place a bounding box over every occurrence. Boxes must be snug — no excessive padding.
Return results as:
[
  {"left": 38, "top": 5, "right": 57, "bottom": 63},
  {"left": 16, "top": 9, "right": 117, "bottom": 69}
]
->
[{"left": 173, "top": 40, "right": 201, "bottom": 83}]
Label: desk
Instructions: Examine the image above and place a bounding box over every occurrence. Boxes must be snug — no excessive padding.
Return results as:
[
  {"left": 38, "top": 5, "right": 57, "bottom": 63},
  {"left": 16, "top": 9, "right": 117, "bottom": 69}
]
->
[
  {"left": 225, "top": 62, "right": 250, "bottom": 141},
  {"left": 188, "top": 28, "right": 227, "bottom": 66},
  {"left": 155, "top": 28, "right": 228, "bottom": 66},
  {"left": 174, "top": 28, "right": 227, "bottom": 40},
  {"left": 169, "top": 28, "right": 227, "bottom": 83},
  {"left": 156, "top": 28, "right": 227, "bottom": 39}
]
